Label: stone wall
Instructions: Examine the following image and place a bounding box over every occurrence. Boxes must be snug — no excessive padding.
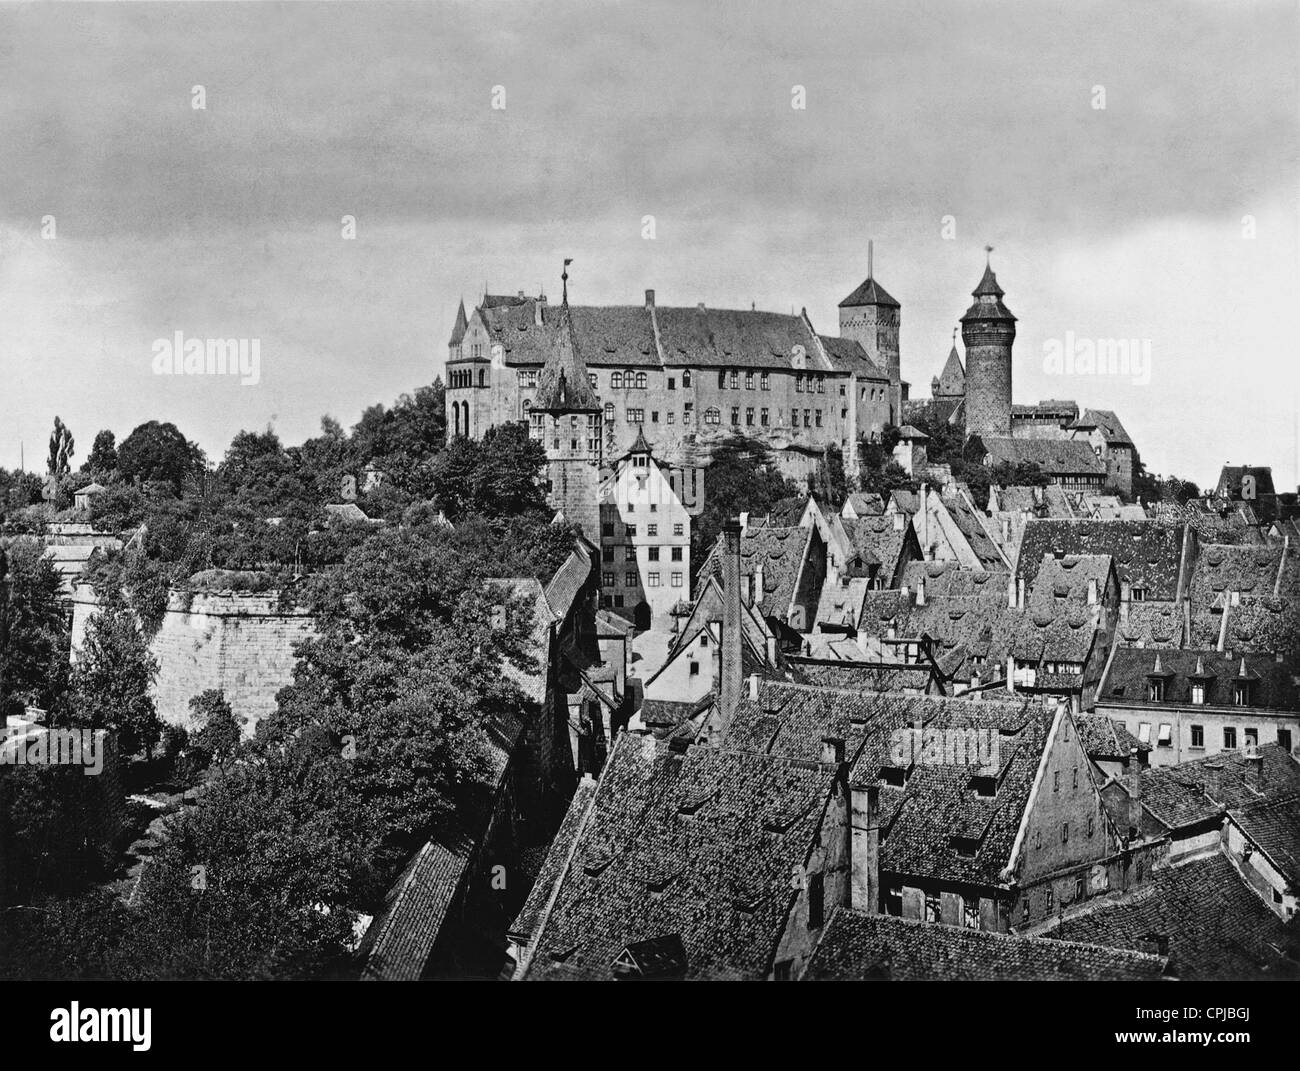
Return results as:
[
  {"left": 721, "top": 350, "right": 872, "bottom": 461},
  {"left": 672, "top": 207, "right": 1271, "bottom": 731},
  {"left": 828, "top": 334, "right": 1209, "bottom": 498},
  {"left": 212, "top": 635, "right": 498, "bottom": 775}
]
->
[{"left": 70, "top": 585, "right": 318, "bottom": 737}]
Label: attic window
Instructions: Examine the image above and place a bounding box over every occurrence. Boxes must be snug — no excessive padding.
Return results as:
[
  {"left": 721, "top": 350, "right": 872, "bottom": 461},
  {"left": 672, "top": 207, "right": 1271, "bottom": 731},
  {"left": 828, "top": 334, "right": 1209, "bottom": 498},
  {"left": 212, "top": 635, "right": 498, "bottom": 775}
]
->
[
  {"left": 1131, "top": 587, "right": 1147, "bottom": 602},
  {"left": 971, "top": 775, "right": 997, "bottom": 799},
  {"left": 611, "top": 935, "right": 687, "bottom": 980},
  {"left": 949, "top": 835, "right": 980, "bottom": 858},
  {"left": 880, "top": 765, "right": 908, "bottom": 788}
]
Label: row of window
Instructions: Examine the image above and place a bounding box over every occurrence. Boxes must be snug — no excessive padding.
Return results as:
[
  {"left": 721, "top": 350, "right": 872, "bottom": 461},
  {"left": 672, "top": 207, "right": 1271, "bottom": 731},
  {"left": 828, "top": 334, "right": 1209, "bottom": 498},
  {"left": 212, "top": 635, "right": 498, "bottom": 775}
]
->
[
  {"left": 1135, "top": 722, "right": 1291, "bottom": 751},
  {"left": 601, "top": 570, "right": 684, "bottom": 588},
  {"left": 602, "top": 523, "right": 685, "bottom": 538},
  {"left": 602, "top": 546, "right": 685, "bottom": 562},
  {"left": 448, "top": 368, "right": 486, "bottom": 388},
  {"left": 1146, "top": 679, "right": 1254, "bottom": 705}
]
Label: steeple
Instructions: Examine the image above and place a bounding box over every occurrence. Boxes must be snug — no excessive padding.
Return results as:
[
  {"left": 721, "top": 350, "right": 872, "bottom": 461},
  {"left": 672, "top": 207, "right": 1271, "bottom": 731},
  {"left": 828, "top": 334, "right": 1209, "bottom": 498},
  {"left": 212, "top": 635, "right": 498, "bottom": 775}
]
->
[
  {"left": 962, "top": 247, "right": 1016, "bottom": 323},
  {"left": 534, "top": 261, "right": 600, "bottom": 412},
  {"left": 448, "top": 298, "right": 468, "bottom": 347}
]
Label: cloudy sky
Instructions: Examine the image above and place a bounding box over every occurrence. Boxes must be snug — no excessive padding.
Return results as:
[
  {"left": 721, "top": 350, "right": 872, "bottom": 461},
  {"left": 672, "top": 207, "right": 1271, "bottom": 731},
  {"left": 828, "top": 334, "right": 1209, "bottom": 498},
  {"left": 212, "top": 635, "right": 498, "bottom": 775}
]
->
[{"left": 1, "top": 0, "right": 1296, "bottom": 489}]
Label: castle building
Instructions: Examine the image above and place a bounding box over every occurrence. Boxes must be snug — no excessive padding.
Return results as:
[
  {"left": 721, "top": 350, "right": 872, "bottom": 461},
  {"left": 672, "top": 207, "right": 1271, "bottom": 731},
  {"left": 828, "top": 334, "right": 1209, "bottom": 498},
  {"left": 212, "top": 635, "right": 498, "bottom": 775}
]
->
[
  {"left": 960, "top": 253, "right": 1017, "bottom": 440},
  {"left": 443, "top": 261, "right": 901, "bottom": 482}
]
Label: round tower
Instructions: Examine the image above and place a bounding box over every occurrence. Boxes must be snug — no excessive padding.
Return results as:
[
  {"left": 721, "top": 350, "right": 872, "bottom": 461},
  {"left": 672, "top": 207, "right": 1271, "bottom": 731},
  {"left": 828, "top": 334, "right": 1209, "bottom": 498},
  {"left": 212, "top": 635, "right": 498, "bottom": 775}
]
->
[{"left": 960, "top": 251, "right": 1016, "bottom": 440}]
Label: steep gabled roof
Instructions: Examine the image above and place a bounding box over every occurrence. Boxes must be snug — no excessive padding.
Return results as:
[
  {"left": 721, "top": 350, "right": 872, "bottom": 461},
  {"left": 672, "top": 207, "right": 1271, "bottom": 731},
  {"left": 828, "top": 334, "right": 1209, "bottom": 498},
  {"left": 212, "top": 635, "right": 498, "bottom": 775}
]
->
[
  {"left": 448, "top": 299, "right": 468, "bottom": 346},
  {"left": 533, "top": 299, "right": 601, "bottom": 411}
]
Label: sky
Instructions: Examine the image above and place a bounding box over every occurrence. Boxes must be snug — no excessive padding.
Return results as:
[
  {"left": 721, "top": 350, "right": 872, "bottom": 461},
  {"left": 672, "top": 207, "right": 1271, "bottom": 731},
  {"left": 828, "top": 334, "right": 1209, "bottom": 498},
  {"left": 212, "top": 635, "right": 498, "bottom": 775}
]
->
[{"left": 1, "top": 0, "right": 1296, "bottom": 490}]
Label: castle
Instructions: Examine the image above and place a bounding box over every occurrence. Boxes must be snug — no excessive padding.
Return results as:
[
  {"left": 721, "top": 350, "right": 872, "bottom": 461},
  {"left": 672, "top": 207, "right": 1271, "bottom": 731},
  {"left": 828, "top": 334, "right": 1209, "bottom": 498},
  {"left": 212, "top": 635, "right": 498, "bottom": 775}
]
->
[{"left": 446, "top": 251, "right": 1140, "bottom": 557}]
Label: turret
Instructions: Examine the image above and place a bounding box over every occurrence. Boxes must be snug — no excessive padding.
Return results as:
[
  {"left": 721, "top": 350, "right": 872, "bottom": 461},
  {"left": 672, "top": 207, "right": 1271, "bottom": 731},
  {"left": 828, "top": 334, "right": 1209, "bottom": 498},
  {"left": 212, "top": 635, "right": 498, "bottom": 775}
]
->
[
  {"left": 961, "top": 249, "right": 1016, "bottom": 439},
  {"left": 839, "top": 240, "right": 902, "bottom": 423}
]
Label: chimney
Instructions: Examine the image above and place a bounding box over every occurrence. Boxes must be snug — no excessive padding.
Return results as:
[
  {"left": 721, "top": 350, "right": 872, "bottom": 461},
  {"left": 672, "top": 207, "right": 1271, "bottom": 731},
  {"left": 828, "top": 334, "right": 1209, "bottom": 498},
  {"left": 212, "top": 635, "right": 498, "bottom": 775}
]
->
[
  {"left": 892, "top": 511, "right": 905, "bottom": 532},
  {"left": 1087, "top": 577, "right": 1098, "bottom": 605},
  {"left": 820, "top": 736, "right": 846, "bottom": 765},
  {"left": 916, "top": 574, "right": 926, "bottom": 606},
  {"left": 739, "top": 511, "right": 749, "bottom": 533},
  {"left": 1008, "top": 574, "right": 1017, "bottom": 610},
  {"left": 1006, "top": 655, "right": 1016, "bottom": 692},
  {"left": 1126, "top": 750, "right": 1143, "bottom": 842},
  {"left": 1016, "top": 577, "right": 1025, "bottom": 609},
  {"left": 919, "top": 483, "right": 929, "bottom": 550},
  {"left": 766, "top": 635, "right": 777, "bottom": 665},
  {"left": 645, "top": 289, "right": 655, "bottom": 309},
  {"left": 720, "top": 520, "right": 744, "bottom": 729},
  {"left": 753, "top": 562, "right": 765, "bottom": 608},
  {"left": 517, "top": 289, "right": 525, "bottom": 299},
  {"left": 1244, "top": 741, "right": 1263, "bottom": 790},
  {"left": 534, "top": 300, "right": 544, "bottom": 327},
  {"left": 748, "top": 673, "right": 760, "bottom": 702},
  {"left": 851, "top": 785, "right": 881, "bottom": 914}
]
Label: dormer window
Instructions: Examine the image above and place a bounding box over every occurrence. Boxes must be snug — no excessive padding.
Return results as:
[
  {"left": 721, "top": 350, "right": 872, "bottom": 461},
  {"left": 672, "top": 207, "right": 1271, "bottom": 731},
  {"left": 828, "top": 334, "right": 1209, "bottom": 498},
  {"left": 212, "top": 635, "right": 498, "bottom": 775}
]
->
[
  {"left": 971, "top": 775, "right": 997, "bottom": 798},
  {"left": 1146, "top": 679, "right": 1165, "bottom": 702},
  {"left": 1131, "top": 586, "right": 1147, "bottom": 602},
  {"left": 1233, "top": 682, "right": 1251, "bottom": 706},
  {"left": 1191, "top": 682, "right": 1205, "bottom": 705}
]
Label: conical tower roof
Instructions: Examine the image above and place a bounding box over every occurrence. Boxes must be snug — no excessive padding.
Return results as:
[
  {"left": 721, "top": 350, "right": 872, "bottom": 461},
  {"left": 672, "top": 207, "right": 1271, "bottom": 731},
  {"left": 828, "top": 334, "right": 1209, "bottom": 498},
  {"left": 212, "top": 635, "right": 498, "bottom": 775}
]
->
[
  {"left": 534, "top": 290, "right": 600, "bottom": 412},
  {"left": 448, "top": 299, "right": 468, "bottom": 346},
  {"left": 961, "top": 253, "right": 1016, "bottom": 324}
]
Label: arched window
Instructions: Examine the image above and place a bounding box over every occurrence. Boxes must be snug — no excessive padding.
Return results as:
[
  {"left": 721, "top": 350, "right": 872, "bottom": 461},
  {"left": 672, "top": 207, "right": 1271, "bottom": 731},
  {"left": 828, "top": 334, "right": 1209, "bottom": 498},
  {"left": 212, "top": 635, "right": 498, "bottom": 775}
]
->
[
  {"left": 624, "top": 368, "right": 635, "bottom": 387},
  {"left": 611, "top": 372, "right": 623, "bottom": 389},
  {"left": 683, "top": 369, "right": 692, "bottom": 387},
  {"left": 604, "top": 402, "right": 615, "bottom": 423},
  {"left": 635, "top": 372, "right": 647, "bottom": 389},
  {"left": 704, "top": 406, "right": 721, "bottom": 425}
]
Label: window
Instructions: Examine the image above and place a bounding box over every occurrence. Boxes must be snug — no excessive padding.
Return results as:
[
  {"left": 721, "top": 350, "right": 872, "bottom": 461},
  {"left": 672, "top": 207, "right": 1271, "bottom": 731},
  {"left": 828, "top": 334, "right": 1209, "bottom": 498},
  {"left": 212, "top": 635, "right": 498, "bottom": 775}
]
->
[
  {"left": 648, "top": 572, "right": 661, "bottom": 588},
  {"left": 1021, "top": 899, "right": 1030, "bottom": 926},
  {"left": 808, "top": 872, "right": 825, "bottom": 929},
  {"left": 1244, "top": 727, "right": 1258, "bottom": 748},
  {"left": 588, "top": 372, "right": 598, "bottom": 389},
  {"left": 745, "top": 371, "right": 755, "bottom": 390},
  {"left": 1131, "top": 586, "right": 1147, "bottom": 601},
  {"left": 803, "top": 409, "right": 811, "bottom": 427},
  {"left": 962, "top": 898, "right": 979, "bottom": 930},
  {"left": 625, "top": 547, "right": 637, "bottom": 562},
  {"left": 1087, "top": 813, "right": 1095, "bottom": 837},
  {"left": 746, "top": 407, "right": 755, "bottom": 426},
  {"left": 684, "top": 403, "right": 693, "bottom": 424},
  {"left": 761, "top": 408, "right": 769, "bottom": 427},
  {"left": 648, "top": 547, "right": 659, "bottom": 561},
  {"left": 774, "top": 960, "right": 793, "bottom": 982},
  {"left": 760, "top": 372, "right": 770, "bottom": 390},
  {"left": 683, "top": 370, "right": 691, "bottom": 387},
  {"left": 704, "top": 406, "right": 721, "bottom": 425},
  {"left": 1146, "top": 679, "right": 1165, "bottom": 702},
  {"left": 1074, "top": 876, "right": 1085, "bottom": 902},
  {"left": 602, "top": 547, "right": 614, "bottom": 562},
  {"left": 1053, "top": 770, "right": 1059, "bottom": 793},
  {"left": 689, "top": 661, "right": 700, "bottom": 677},
  {"left": 671, "top": 572, "right": 683, "bottom": 588},
  {"left": 635, "top": 372, "right": 647, "bottom": 389},
  {"left": 1137, "top": 722, "right": 1152, "bottom": 746},
  {"left": 646, "top": 524, "right": 657, "bottom": 537},
  {"left": 624, "top": 571, "right": 637, "bottom": 587},
  {"left": 1191, "top": 682, "right": 1205, "bottom": 705},
  {"left": 673, "top": 523, "right": 684, "bottom": 537},
  {"left": 601, "top": 572, "right": 614, "bottom": 587},
  {"left": 1157, "top": 724, "right": 1172, "bottom": 748},
  {"left": 1061, "top": 822, "right": 1069, "bottom": 844},
  {"left": 478, "top": 369, "right": 486, "bottom": 386},
  {"left": 886, "top": 886, "right": 903, "bottom": 917},
  {"left": 924, "top": 891, "right": 940, "bottom": 923},
  {"left": 730, "top": 407, "right": 740, "bottom": 426},
  {"left": 718, "top": 370, "right": 727, "bottom": 389},
  {"left": 667, "top": 377, "right": 675, "bottom": 390},
  {"left": 625, "top": 524, "right": 637, "bottom": 538},
  {"left": 1279, "top": 729, "right": 1293, "bottom": 753},
  {"left": 650, "top": 411, "right": 659, "bottom": 423},
  {"left": 1045, "top": 885, "right": 1054, "bottom": 914},
  {"left": 1223, "top": 726, "right": 1237, "bottom": 750},
  {"left": 627, "top": 408, "right": 644, "bottom": 423},
  {"left": 671, "top": 546, "right": 683, "bottom": 561},
  {"left": 1191, "top": 724, "right": 1204, "bottom": 748},
  {"left": 1073, "top": 766, "right": 1079, "bottom": 789},
  {"left": 729, "top": 371, "right": 739, "bottom": 389},
  {"left": 815, "top": 409, "right": 822, "bottom": 427},
  {"left": 791, "top": 408, "right": 799, "bottom": 426},
  {"left": 1233, "top": 682, "right": 1250, "bottom": 706},
  {"left": 817, "top": 375, "right": 825, "bottom": 393},
  {"left": 795, "top": 374, "right": 804, "bottom": 393},
  {"left": 611, "top": 372, "right": 623, "bottom": 389},
  {"left": 601, "top": 522, "right": 614, "bottom": 537}
]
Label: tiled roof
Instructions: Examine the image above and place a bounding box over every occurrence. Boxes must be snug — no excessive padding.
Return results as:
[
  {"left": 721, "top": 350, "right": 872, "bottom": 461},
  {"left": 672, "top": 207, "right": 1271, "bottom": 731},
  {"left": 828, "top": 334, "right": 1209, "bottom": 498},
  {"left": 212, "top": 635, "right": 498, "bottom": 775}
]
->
[
  {"left": 1115, "top": 600, "right": 1184, "bottom": 647},
  {"left": 523, "top": 735, "right": 836, "bottom": 980},
  {"left": 656, "top": 305, "right": 829, "bottom": 371},
  {"left": 1015, "top": 520, "right": 1185, "bottom": 601},
  {"left": 1191, "top": 595, "right": 1300, "bottom": 663},
  {"left": 961, "top": 265, "right": 1016, "bottom": 322},
  {"left": 1232, "top": 793, "right": 1300, "bottom": 887},
  {"left": 1190, "top": 543, "right": 1290, "bottom": 605},
  {"left": 534, "top": 300, "right": 601, "bottom": 411},
  {"left": 1076, "top": 714, "right": 1150, "bottom": 760},
  {"left": 844, "top": 492, "right": 884, "bottom": 517},
  {"left": 1097, "top": 647, "right": 1300, "bottom": 712},
  {"left": 1043, "top": 853, "right": 1297, "bottom": 980},
  {"left": 358, "top": 837, "right": 473, "bottom": 981},
  {"left": 900, "top": 561, "right": 1002, "bottom": 599},
  {"left": 1071, "top": 409, "right": 1133, "bottom": 446},
  {"left": 933, "top": 345, "right": 965, "bottom": 396},
  {"left": 990, "top": 484, "right": 1077, "bottom": 518},
  {"left": 819, "top": 335, "right": 888, "bottom": 379},
  {"left": 448, "top": 299, "right": 468, "bottom": 346},
  {"left": 804, "top": 909, "right": 1166, "bottom": 981},
  {"left": 511, "top": 777, "right": 600, "bottom": 946},
  {"left": 1028, "top": 554, "right": 1114, "bottom": 611},
  {"left": 698, "top": 526, "right": 813, "bottom": 619},
  {"left": 1133, "top": 744, "right": 1300, "bottom": 831},
  {"left": 815, "top": 576, "right": 871, "bottom": 630},
  {"left": 980, "top": 437, "right": 1106, "bottom": 476},
  {"left": 544, "top": 543, "right": 596, "bottom": 623},
  {"left": 841, "top": 515, "right": 913, "bottom": 587},
  {"left": 942, "top": 489, "right": 1009, "bottom": 569},
  {"left": 838, "top": 275, "right": 900, "bottom": 309}
]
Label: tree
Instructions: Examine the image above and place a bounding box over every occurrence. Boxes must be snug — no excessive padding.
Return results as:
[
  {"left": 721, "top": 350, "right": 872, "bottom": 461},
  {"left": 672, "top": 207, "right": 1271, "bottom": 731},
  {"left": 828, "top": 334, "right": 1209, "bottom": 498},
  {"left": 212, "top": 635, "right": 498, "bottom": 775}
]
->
[
  {"left": 0, "top": 539, "right": 70, "bottom": 720},
  {"left": 47, "top": 417, "right": 75, "bottom": 477},
  {"left": 188, "top": 689, "right": 242, "bottom": 767},
  {"left": 693, "top": 436, "right": 798, "bottom": 574},
  {"left": 69, "top": 604, "right": 162, "bottom": 758},
  {"left": 117, "top": 421, "right": 203, "bottom": 495},
  {"left": 83, "top": 430, "right": 118, "bottom": 477},
  {"left": 429, "top": 421, "right": 547, "bottom": 520}
]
